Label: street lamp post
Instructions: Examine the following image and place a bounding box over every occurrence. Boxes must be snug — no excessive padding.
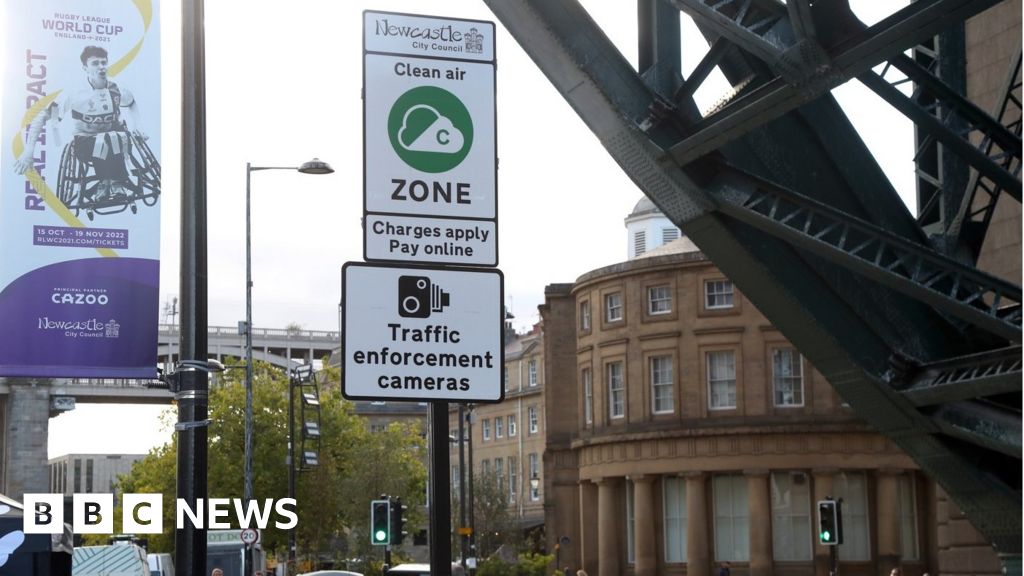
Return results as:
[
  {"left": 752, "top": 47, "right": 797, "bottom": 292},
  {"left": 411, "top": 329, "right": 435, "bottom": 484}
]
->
[{"left": 244, "top": 158, "right": 332, "bottom": 576}]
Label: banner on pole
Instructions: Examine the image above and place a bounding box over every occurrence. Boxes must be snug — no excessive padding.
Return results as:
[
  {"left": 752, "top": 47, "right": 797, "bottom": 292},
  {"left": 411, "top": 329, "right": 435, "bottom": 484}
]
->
[{"left": 1, "top": 0, "right": 162, "bottom": 377}]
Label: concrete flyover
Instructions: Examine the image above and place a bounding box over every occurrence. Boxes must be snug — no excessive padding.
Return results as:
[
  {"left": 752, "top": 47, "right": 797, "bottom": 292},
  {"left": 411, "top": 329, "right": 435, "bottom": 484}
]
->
[{"left": 0, "top": 323, "right": 338, "bottom": 499}]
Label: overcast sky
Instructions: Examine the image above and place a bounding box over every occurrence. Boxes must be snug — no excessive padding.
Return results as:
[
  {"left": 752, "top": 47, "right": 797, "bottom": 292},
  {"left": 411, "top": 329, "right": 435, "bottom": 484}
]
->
[{"left": 36, "top": 0, "right": 913, "bottom": 456}]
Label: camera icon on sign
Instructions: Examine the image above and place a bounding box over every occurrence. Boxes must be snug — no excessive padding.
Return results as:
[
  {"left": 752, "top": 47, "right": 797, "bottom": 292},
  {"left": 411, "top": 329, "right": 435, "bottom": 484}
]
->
[{"left": 398, "top": 275, "right": 451, "bottom": 318}]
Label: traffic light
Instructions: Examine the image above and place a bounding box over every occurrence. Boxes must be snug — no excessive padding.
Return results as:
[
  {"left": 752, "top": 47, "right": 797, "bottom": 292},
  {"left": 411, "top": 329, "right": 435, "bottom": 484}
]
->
[
  {"left": 371, "top": 499, "right": 391, "bottom": 546},
  {"left": 817, "top": 499, "right": 842, "bottom": 545},
  {"left": 389, "top": 496, "right": 408, "bottom": 545}
]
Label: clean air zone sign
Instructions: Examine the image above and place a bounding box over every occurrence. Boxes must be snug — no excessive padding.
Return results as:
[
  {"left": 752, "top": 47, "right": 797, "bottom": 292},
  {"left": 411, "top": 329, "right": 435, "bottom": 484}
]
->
[
  {"left": 342, "top": 262, "right": 504, "bottom": 402},
  {"left": 364, "top": 11, "right": 497, "bottom": 267}
]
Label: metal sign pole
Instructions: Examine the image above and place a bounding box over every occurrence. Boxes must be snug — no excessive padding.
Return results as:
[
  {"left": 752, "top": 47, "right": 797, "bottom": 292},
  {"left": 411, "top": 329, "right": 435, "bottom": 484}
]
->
[
  {"left": 430, "top": 402, "right": 453, "bottom": 575},
  {"left": 177, "top": 0, "right": 209, "bottom": 574}
]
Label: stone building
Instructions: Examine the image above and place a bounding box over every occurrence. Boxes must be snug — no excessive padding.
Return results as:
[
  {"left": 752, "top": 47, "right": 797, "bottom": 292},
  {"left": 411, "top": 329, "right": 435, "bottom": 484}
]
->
[
  {"left": 448, "top": 321, "right": 547, "bottom": 553},
  {"left": 540, "top": 200, "right": 948, "bottom": 576},
  {"left": 49, "top": 453, "right": 144, "bottom": 497}
]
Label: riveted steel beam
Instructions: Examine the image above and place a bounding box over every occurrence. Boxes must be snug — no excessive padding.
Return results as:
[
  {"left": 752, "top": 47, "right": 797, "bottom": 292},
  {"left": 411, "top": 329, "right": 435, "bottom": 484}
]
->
[
  {"left": 930, "top": 400, "right": 1022, "bottom": 459},
  {"left": 484, "top": 0, "right": 1022, "bottom": 560},
  {"left": 861, "top": 55, "right": 1022, "bottom": 200},
  {"left": 948, "top": 50, "right": 1024, "bottom": 260},
  {"left": 904, "top": 347, "right": 1022, "bottom": 407},
  {"left": 711, "top": 167, "right": 1022, "bottom": 342},
  {"left": 665, "top": 0, "right": 1003, "bottom": 166}
]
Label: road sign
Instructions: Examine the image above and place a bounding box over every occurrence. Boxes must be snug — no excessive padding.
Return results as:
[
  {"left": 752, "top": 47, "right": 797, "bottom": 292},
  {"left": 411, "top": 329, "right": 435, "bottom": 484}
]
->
[
  {"left": 363, "top": 11, "right": 497, "bottom": 267},
  {"left": 342, "top": 262, "right": 503, "bottom": 402},
  {"left": 240, "top": 528, "right": 259, "bottom": 546},
  {"left": 365, "top": 214, "right": 496, "bottom": 266}
]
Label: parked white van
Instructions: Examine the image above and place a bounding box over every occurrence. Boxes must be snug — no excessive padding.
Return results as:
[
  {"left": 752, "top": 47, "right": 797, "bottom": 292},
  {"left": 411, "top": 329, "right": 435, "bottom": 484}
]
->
[
  {"left": 72, "top": 544, "right": 149, "bottom": 576},
  {"left": 147, "top": 552, "right": 175, "bottom": 576}
]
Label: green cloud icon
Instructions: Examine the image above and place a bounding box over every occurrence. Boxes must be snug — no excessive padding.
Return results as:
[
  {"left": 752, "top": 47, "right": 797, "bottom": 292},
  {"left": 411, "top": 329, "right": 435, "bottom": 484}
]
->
[{"left": 398, "top": 104, "right": 465, "bottom": 154}]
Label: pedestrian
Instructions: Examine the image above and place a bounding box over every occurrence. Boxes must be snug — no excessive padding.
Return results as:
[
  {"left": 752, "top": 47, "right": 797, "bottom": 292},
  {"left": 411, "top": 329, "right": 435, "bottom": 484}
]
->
[
  {"left": 211, "top": 569, "right": 223, "bottom": 576},
  {"left": 576, "top": 570, "right": 588, "bottom": 576},
  {"left": 717, "top": 561, "right": 731, "bottom": 576},
  {"left": 890, "top": 569, "right": 903, "bottom": 576},
  {"left": 563, "top": 567, "right": 572, "bottom": 576}
]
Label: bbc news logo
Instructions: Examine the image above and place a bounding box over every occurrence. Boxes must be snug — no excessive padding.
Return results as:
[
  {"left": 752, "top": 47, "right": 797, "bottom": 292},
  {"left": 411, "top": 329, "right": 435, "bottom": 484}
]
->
[{"left": 23, "top": 494, "right": 297, "bottom": 534}]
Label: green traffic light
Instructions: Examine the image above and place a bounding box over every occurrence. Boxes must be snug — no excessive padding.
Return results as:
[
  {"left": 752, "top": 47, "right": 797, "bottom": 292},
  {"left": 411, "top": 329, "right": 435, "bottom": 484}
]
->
[
  {"left": 821, "top": 530, "right": 832, "bottom": 542},
  {"left": 375, "top": 530, "right": 387, "bottom": 542}
]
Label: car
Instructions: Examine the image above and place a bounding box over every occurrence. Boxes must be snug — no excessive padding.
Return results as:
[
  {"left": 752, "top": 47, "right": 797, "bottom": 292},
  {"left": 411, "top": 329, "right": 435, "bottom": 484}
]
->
[{"left": 297, "top": 571, "right": 364, "bottom": 576}]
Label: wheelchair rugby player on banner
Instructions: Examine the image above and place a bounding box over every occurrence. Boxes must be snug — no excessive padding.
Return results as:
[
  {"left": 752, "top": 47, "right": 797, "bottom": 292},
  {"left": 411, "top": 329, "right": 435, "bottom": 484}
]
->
[{"left": 14, "top": 45, "right": 160, "bottom": 220}]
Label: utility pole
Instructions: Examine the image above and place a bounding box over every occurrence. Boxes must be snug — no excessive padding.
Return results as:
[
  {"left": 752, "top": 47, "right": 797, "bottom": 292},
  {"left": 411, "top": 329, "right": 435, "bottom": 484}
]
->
[
  {"left": 458, "top": 404, "right": 468, "bottom": 570},
  {"left": 176, "top": 0, "right": 209, "bottom": 574}
]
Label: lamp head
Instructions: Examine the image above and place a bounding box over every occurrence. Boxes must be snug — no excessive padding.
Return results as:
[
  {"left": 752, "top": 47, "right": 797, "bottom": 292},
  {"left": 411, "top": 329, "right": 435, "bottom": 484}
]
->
[{"left": 298, "top": 157, "right": 334, "bottom": 175}]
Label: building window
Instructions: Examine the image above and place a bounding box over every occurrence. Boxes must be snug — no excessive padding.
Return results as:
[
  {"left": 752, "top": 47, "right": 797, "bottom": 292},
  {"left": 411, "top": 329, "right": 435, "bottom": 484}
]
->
[
  {"left": 583, "top": 368, "right": 594, "bottom": 425},
  {"left": 651, "top": 356, "right": 674, "bottom": 414},
  {"left": 605, "top": 292, "right": 623, "bottom": 322},
  {"left": 773, "top": 348, "right": 804, "bottom": 407},
  {"left": 648, "top": 285, "right": 672, "bottom": 315},
  {"left": 664, "top": 477, "right": 688, "bottom": 563},
  {"left": 503, "top": 366, "right": 509, "bottom": 390},
  {"left": 495, "top": 416, "right": 504, "bottom": 439},
  {"left": 714, "top": 474, "right": 750, "bottom": 561},
  {"left": 74, "top": 459, "right": 81, "bottom": 493},
  {"left": 482, "top": 418, "right": 491, "bottom": 441},
  {"left": 86, "top": 458, "right": 94, "bottom": 493},
  {"left": 834, "top": 472, "right": 871, "bottom": 561},
  {"left": 898, "top": 475, "right": 920, "bottom": 561},
  {"left": 528, "top": 359, "right": 538, "bottom": 387},
  {"left": 370, "top": 423, "right": 386, "bottom": 434},
  {"left": 481, "top": 459, "right": 490, "bottom": 476},
  {"left": 705, "top": 279, "right": 734, "bottom": 309},
  {"left": 508, "top": 456, "right": 518, "bottom": 503},
  {"left": 452, "top": 466, "right": 461, "bottom": 491},
  {"left": 529, "top": 453, "right": 540, "bottom": 500},
  {"left": 608, "top": 361, "right": 626, "bottom": 419},
  {"left": 528, "top": 406, "right": 539, "bottom": 434},
  {"left": 508, "top": 414, "right": 517, "bottom": 437},
  {"left": 634, "top": 230, "right": 647, "bottom": 257},
  {"left": 495, "top": 458, "right": 505, "bottom": 495},
  {"left": 771, "top": 472, "right": 812, "bottom": 561},
  {"left": 580, "top": 300, "right": 591, "bottom": 331},
  {"left": 626, "top": 480, "right": 636, "bottom": 564},
  {"left": 707, "top": 351, "right": 737, "bottom": 409},
  {"left": 663, "top": 227, "right": 680, "bottom": 244}
]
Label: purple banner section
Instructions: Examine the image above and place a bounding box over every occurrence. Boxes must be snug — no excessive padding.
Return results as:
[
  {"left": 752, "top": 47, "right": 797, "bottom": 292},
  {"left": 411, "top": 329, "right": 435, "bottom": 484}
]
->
[
  {"left": 33, "top": 225, "right": 130, "bottom": 250},
  {"left": 0, "top": 257, "right": 159, "bottom": 378}
]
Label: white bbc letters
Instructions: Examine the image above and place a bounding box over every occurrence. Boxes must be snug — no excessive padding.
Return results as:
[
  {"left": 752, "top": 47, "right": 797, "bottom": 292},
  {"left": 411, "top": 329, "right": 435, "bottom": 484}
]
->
[
  {"left": 23, "top": 493, "right": 64, "bottom": 534},
  {"left": 73, "top": 493, "right": 113, "bottom": 534},
  {"left": 122, "top": 493, "right": 163, "bottom": 534}
]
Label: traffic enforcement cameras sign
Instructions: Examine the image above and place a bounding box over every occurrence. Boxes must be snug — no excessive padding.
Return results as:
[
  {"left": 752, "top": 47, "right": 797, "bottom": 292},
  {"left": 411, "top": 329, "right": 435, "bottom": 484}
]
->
[{"left": 342, "top": 262, "right": 504, "bottom": 402}]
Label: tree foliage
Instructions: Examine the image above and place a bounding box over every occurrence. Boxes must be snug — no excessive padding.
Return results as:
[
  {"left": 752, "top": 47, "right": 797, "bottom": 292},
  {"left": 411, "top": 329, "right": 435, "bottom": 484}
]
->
[
  {"left": 450, "top": 469, "right": 520, "bottom": 560},
  {"left": 109, "top": 362, "right": 427, "bottom": 565}
]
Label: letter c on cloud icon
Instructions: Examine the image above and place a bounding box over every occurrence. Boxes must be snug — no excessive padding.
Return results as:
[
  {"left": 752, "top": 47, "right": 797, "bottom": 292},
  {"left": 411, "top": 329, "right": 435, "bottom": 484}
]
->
[
  {"left": 388, "top": 85, "right": 474, "bottom": 173},
  {"left": 398, "top": 105, "right": 465, "bottom": 154}
]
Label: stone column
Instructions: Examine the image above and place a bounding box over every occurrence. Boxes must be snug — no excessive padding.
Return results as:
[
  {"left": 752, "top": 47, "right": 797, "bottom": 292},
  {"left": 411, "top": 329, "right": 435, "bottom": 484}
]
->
[
  {"left": 633, "top": 475, "right": 657, "bottom": 576},
  {"left": 596, "top": 477, "right": 621, "bottom": 576},
  {"left": 5, "top": 381, "right": 51, "bottom": 501},
  {"left": 876, "top": 469, "right": 901, "bottom": 576},
  {"left": 580, "top": 480, "right": 599, "bottom": 576},
  {"left": 746, "top": 470, "right": 772, "bottom": 576},
  {"left": 686, "top": 472, "right": 710, "bottom": 576},
  {"left": 812, "top": 469, "right": 837, "bottom": 576}
]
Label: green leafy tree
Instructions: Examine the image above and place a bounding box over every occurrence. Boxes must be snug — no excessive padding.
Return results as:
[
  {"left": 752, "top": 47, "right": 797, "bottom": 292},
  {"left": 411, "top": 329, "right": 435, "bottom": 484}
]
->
[
  {"left": 449, "top": 469, "right": 519, "bottom": 559},
  {"left": 110, "top": 361, "right": 426, "bottom": 567}
]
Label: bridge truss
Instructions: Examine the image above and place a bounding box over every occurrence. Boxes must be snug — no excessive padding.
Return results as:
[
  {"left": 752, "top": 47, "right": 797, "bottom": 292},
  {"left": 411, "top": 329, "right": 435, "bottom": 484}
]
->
[{"left": 483, "top": 0, "right": 1021, "bottom": 570}]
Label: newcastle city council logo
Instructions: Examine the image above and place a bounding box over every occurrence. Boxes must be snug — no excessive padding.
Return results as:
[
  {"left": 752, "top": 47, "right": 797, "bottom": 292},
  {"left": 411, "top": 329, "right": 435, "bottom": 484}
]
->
[{"left": 388, "top": 86, "right": 473, "bottom": 173}]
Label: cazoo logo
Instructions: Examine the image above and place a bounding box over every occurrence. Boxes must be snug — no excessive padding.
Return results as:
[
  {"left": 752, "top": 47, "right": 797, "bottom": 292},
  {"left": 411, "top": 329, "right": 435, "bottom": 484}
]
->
[{"left": 51, "top": 292, "right": 108, "bottom": 305}]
